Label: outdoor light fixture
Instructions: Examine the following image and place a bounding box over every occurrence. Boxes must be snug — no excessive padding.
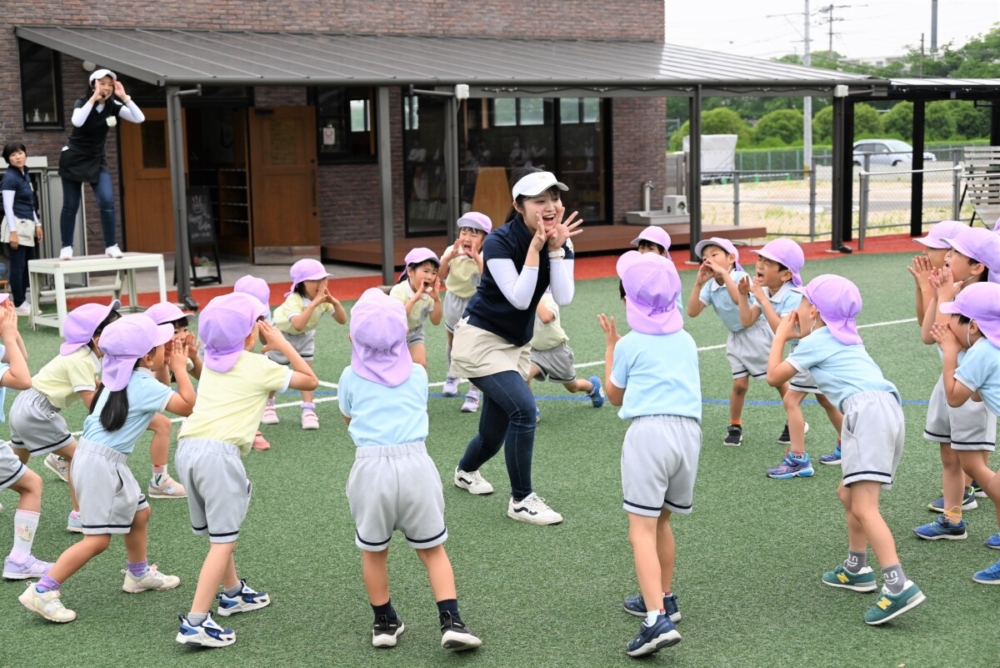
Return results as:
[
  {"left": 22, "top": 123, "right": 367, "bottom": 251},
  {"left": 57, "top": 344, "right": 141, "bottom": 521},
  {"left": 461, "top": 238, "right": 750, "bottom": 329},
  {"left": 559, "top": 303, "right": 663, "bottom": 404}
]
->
[{"left": 82, "top": 61, "right": 95, "bottom": 71}]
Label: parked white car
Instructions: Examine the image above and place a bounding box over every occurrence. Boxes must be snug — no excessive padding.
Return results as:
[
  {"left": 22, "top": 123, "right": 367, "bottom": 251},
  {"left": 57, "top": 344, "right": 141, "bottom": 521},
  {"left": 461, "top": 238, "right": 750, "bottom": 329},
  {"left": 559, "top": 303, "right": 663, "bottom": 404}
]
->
[{"left": 853, "top": 139, "right": 937, "bottom": 167}]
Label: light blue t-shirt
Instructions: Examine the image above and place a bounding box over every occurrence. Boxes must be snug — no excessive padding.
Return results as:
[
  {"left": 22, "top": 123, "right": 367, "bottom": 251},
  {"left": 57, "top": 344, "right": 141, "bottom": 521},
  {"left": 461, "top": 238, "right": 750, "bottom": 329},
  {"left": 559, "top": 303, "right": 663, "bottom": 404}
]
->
[
  {"left": 0, "top": 343, "right": 8, "bottom": 423},
  {"left": 699, "top": 270, "right": 754, "bottom": 333},
  {"left": 81, "top": 368, "right": 174, "bottom": 454},
  {"left": 338, "top": 364, "right": 429, "bottom": 447},
  {"left": 766, "top": 281, "right": 803, "bottom": 349},
  {"left": 609, "top": 330, "right": 702, "bottom": 422},
  {"left": 955, "top": 338, "right": 1000, "bottom": 417},
  {"left": 786, "top": 327, "right": 900, "bottom": 411}
]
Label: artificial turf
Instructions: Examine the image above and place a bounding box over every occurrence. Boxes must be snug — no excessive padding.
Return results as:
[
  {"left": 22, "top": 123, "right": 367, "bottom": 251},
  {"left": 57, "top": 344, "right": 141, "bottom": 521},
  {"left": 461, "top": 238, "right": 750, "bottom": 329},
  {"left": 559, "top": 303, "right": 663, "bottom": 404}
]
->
[{"left": 1, "top": 251, "right": 997, "bottom": 667}]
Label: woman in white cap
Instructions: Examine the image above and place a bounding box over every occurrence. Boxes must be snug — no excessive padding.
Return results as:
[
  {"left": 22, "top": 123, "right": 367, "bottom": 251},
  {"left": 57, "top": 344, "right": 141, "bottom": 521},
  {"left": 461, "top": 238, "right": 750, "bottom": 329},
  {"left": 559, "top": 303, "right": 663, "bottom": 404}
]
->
[{"left": 57, "top": 68, "right": 145, "bottom": 260}]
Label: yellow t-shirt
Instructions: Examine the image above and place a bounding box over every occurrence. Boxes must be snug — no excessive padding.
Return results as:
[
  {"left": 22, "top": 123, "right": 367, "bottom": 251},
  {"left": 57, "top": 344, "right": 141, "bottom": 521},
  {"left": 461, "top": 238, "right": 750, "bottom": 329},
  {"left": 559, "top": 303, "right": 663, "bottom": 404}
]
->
[
  {"left": 273, "top": 292, "right": 334, "bottom": 334},
  {"left": 32, "top": 347, "right": 100, "bottom": 410},
  {"left": 529, "top": 294, "right": 569, "bottom": 351},
  {"left": 444, "top": 255, "right": 481, "bottom": 299},
  {"left": 389, "top": 280, "right": 434, "bottom": 332},
  {"left": 178, "top": 352, "right": 292, "bottom": 455}
]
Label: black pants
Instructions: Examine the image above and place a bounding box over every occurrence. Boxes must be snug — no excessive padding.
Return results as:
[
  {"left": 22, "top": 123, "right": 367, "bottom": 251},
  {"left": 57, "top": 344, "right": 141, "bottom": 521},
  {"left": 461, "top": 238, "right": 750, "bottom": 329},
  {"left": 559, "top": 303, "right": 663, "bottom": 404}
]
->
[{"left": 7, "top": 242, "right": 33, "bottom": 307}]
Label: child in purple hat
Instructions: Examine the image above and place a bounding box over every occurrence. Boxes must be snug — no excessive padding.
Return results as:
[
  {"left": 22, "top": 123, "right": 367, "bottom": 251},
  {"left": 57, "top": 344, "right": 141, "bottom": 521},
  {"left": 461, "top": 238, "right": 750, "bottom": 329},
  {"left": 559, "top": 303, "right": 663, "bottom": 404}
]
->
[
  {"left": 264, "top": 259, "right": 346, "bottom": 431},
  {"left": 233, "top": 275, "right": 274, "bottom": 450},
  {"left": 20, "top": 315, "right": 195, "bottom": 624},
  {"left": 598, "top": 251, "right": 700, "bottom": 657},
  {"left": 338, "top": 288, "right": 482, "bottom": 652},
  {"left": 390, "top": 247, "right": 443, "bottom": 373},
  {"left": 630, "top": 225, "right": 671, "bottom": 259},
  {"left": 440, "top": 214, "right": 491, "bottom": 411},
  {"left": 175, "top": 292, "right": 318, "bottom": 648},
  {"left": 767, "top": 274, "right": 925, "bottom": 626},
  {"left": 8, "top": 299, "right": 119, "bottom": 536}
]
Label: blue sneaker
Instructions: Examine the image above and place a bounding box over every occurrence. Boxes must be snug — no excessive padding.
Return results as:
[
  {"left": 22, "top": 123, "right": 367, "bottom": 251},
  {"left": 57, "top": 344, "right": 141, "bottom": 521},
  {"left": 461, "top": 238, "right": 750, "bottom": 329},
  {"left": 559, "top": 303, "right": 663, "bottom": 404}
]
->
[
  {"left": 622, "top": 593, "right": 681, "bottom": 623},
  {"left": 927, "top": 488, "right": 977, "bottom": 512},
  {"left": 973, "top": 558, "right": 1000, "bottom": 584},
  {"left": 819, "top": 446, "right": 842, "bottom": 465},
  {"left": 863, "top": 581, "right": 926, "bottom": 626},
  {"left": 66, "top": 512, "right": 83, "bottom": 534},
  {"left": 986, "top": 533, "right": 1000, "bottom": 550},
  {"left": 216, "top": 579, "right": 270, "bottom": 616},
  {"left": 535, "top": 406, "right": 541, "bottom": 423},
  {"left": 175, "top": 611, "right": 235, "bottom": 647},
  {"left": 767, "top": 451, "right": 814, "bottom": 479},
  {"left": 625, "top": 613, "right": 681, "bottom": 657},
  {"left": 914, "top": 514, "right": 968, "bottom": 541},
  {"left": 587, "top": 376, "right": 604, "bottom": 408}
]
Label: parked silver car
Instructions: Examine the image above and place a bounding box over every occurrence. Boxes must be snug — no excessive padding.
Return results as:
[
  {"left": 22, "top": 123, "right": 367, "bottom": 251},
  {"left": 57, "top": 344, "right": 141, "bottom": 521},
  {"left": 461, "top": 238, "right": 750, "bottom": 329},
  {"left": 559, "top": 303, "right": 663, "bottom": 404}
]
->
[{"left": 853, "top": 139, "right": 937, "bottom": 167}]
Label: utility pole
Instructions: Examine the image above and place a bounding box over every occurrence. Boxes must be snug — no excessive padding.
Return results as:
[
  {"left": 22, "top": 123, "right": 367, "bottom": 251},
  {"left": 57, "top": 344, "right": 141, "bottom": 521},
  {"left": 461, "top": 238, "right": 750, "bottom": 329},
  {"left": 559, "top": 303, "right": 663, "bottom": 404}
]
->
[
  {"left": 931, "top": 0, "right": 938, "bottom": 53},
  {"left": 803, "top": 0, "right": 813, "bottom": 169},
  {"left": 920, "top": 33, "right": 925, "bottom": 77},
  {"left": 817, "top": 4, "right": 846, "bottom": 57}
]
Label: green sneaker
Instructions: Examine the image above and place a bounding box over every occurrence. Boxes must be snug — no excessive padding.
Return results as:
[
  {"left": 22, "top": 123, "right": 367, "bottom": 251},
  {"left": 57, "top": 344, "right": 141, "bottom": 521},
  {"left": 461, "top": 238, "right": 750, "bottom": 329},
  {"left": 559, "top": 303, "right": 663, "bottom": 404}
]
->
[
  {"left": 863, "top": 581, "right": 926, "bottom": 626},
  {"left": 821, "top": 564, "right": 877, "bottom": 592}
]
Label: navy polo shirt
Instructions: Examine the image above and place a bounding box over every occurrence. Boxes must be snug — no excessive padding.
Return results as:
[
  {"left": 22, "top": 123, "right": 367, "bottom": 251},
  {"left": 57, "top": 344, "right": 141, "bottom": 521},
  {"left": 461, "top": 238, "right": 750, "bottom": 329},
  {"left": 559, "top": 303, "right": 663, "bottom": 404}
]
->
[
  {"left": 0, "top": 166, "right": 36, "bottom": 220},
  {"left": 464, "top": 214, "right": 575, "bottom": 347}
]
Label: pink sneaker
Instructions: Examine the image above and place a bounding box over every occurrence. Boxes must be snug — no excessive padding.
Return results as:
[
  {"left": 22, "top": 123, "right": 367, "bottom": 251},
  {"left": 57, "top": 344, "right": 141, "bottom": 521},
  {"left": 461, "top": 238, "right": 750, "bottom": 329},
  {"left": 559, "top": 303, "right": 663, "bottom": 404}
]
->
[
  {"left": 301, "top": 411, "right": 319, "bottom": 430},
  {"left": 252, "top": 432, "right": 271, "bottom": 451},
  {"left": 261, "top": 404, "right": 279, "bottom": 425}
]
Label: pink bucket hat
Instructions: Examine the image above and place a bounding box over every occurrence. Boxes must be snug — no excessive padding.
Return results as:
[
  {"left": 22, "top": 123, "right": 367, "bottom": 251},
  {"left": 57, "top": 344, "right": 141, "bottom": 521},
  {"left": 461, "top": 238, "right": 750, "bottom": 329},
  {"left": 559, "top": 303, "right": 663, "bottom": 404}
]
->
[
  {"left": 915, "top": 220, "right": 968, "bottom": 250},
  {"left": 456, "top": 212, "right": 492, "bottom": 235},
  {"left": 286, "top": 259, "right": 334, "bottom": 297},
  {"left": 234, "top": 275, "right": 271, "bottom": 308},
  {"left": 99, "top": 315, "right": 173, "bottom": 391},
  {"left": 793, "top": 274, "right": 863, "bottom": 345},
  {"left": 752, "top": 238, "right": 805, "bottom": 287},
  {"left": 939, "top": 282, "right": 1000, "bottom": 348},
  {"left": 143, "top": 302, "right": 186, "bottom": 326},
  {"left": 694, "top": 237, "right": 743, "bottom": 273},
  {"left": 60, "top": 299, "right": 121, "bottom": 356},
  {"left": 942, "top": 228, "right": 1000, "bottom": 285},
  {"left": 616, "top": 251, "right": 683, "bottom": 336},
  {"left": 350, "top": 288, "right": 413, "bottom": 387},
  {"left": 200, "top": 293, "right": 269, "bottom": 373},
  {"left": 399, "top": 247, "right": 441, "bottom": 282},
  {"left": 631, "top": 226, "right": 672, "bottom": 259}
]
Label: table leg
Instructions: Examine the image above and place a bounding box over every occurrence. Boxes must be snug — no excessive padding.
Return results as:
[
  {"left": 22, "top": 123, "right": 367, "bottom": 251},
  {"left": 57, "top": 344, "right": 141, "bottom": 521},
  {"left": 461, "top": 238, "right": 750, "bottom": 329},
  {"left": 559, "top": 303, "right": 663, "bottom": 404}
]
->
[
  {"left": 54, "top": 268, "right": 68, "bottom": 337},
  {"left": 156, "top": 260, "right": 167, "bottom": 303},
  {"left": 128, "top": 269, "right": 139, "bottom": 311},
  {"left": 28, "top": 269, "right": 39, "bottom": 331}
]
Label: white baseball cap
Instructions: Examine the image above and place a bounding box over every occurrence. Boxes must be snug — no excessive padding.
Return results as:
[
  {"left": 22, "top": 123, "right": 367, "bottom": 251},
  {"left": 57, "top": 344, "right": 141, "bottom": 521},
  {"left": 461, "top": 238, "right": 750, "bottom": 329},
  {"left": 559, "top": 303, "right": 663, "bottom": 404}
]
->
[
  {"left": 512, "top": 171, "right": 568, "bottom": 200},
  {"left": 89, "top": 68, "right": 117, "bottom": 85}
]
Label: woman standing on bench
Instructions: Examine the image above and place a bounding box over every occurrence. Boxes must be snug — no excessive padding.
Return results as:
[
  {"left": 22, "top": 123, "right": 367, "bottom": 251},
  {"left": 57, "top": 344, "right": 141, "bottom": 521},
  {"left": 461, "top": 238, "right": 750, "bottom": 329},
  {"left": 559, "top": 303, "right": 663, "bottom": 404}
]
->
[
  {"left": 57, "top": 68, "right": 144, "bottom": 261},
  {"left": 1, "top": 142, "right": 43, "bottom": 316}
]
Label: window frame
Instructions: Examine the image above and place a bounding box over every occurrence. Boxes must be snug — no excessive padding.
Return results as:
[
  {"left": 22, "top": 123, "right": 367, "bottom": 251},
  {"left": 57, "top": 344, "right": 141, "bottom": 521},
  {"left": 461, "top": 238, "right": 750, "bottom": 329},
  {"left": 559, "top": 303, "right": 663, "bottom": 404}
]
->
[
  {"left": 308, "top": 86, "right": 378, "bottom": 165},
  {"left": 18, "top": 40, "right": 64, "bottom": 131}
]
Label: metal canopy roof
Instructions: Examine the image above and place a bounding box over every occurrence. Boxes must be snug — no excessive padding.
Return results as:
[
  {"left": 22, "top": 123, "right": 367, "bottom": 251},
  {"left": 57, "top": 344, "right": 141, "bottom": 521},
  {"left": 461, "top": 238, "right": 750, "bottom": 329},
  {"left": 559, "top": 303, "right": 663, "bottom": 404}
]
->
[{"left": 16, "top": 26, "right": 880, "bottom": 95}]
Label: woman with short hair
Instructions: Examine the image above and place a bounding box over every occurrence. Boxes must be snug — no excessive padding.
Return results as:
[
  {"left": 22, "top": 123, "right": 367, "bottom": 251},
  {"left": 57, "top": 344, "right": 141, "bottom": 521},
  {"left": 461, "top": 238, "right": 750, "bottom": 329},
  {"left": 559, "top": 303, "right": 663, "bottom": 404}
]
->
[{"left": 1, "top": 142, "right": 42, "bottom": 315}]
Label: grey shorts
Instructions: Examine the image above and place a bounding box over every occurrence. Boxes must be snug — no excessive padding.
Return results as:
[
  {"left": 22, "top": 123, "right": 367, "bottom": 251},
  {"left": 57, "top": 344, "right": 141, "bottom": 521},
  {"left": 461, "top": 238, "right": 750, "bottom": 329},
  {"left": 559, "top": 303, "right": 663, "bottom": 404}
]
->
[
  {"left": 621, "top": 415, "right": 702, "bottom": 517},
  {"left": 530, "top": 343, "right": 576, "bottom": 383},
  {"left": 72, "top": 439, "right": 149, "bottom": 535},
  {"left": 266, "top": 329, "right": 315, "bottom": 365},
  {"left": 0, "top": 441, "right": 27, "bottom": 491},
  {"left": 841, "top": 391, "right": 905, "bottom": 490},
  {"left": 8, "top": 389, "right": 75, "bottom": 456},
  {"left": 176, "top": 438, "right": 252, "bottom": 544},
  {"left": 346, "top": 442, "right": 447, "bottom": 552},
  {"left": 789, "top": 368, "right": 821, "bottom": 394},
  {"left": 924, "top": 375, "right": 997, "bottom": 451},
  {"left": 726, "top": 318, "right": 772, "bottom": 380},
  {"left": 407, "top": 325, "right": 425, "bottom": 348},
  {"left": 443, "top": 291, "right": 471, "bottom": 333}
]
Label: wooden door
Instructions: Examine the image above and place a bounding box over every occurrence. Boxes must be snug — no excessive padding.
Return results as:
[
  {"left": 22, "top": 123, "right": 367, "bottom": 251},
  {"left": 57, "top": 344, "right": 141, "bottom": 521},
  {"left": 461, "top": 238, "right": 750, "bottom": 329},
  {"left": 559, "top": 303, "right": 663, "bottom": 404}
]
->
[
  {"left": 120, "top": 107, "right": 182, "bottom": 252},
  {"left": 248, "top": 107, "right": 319, "bottom": 261}
]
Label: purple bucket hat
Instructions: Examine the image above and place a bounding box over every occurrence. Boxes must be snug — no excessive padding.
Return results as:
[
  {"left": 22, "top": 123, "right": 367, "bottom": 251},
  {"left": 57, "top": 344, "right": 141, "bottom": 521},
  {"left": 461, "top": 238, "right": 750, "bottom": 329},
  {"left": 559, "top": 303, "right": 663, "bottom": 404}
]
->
[
  {"left": 350, "top": 288, "right": 413, "bottom": 387},
  {"left": 631, "top": 226, "right": 672, "bottom": 259},
  {"left": 792, "top": 274, "right": 863, "bottom": 346},
  {"left": 200, "top": 293, "right": 269, "bottom": 373},
  {"left": 60, "top": 299, "right": 121, "bottom": 356},
  {"left": 456, "top": 212, "right": 493, "bottom": 235},
  {"left": 942, "top": 228, "right": 1000, "bottom": 285},
  {"left": 752, "top": 238, "right": 805, "bottom": 287},
  {"left": 399, "top": 247, "right": 441, "bottom": 282},
  {"left": 234, "top": 275, "right": 271, "bottom": 308},
  {"left": 616, "top": 251, "right": 683, "bottom": 336},
  {"left": 143, "top": 302, "right": 186, "bottom": 326},
  {"left": 99, "top": 315, "right": 173, "bottom": 391},
  {"left": 694, "top": 237, "right": 743, "bottom": 273},
  {"left": 286, "top": 259, "right": 334, "bottom": 297},
  {"left": 939, "top": 282, "right": 1000, "bottom": 348},
  {"left": 915, "top": 220, "right": 968, "bottom": 250}
]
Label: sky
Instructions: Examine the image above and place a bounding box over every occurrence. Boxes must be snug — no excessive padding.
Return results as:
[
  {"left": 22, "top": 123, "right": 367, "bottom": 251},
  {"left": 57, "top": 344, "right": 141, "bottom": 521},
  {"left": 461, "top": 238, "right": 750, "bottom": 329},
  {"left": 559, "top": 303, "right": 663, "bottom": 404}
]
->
[{"left": 665, "top": 0, "right": 999, "bottom": 60}]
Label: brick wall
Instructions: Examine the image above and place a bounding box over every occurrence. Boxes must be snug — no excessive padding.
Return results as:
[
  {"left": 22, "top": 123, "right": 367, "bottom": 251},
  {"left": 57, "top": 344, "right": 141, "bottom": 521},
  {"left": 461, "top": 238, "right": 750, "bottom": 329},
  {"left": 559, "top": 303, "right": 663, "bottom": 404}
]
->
[{"left": 612, "top": 97, "right": 667, "bottom": 225}]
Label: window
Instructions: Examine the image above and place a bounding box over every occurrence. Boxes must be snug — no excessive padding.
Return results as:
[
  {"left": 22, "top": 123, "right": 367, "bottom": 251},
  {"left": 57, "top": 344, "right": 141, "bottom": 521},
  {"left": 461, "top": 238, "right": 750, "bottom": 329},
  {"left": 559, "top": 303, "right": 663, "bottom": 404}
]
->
[
  {"left": 491, "top": 98, "right": 548, "bottom": 127},
  {"left": 310, "top": 87, "right": 377, "bottom": 163},
  {"left": 18, "top": 40, "right": 62, "bottom": 130}
]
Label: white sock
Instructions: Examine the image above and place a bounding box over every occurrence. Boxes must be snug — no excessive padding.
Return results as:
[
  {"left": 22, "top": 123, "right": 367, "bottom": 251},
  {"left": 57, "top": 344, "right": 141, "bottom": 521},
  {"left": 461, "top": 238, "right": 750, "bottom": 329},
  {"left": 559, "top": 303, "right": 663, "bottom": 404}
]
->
[
  {"left": 11, "top": 510, "right": 40, "bottom": 559},
  {"left": 645, "top": 609, "right": 661, "bottom": 626}
]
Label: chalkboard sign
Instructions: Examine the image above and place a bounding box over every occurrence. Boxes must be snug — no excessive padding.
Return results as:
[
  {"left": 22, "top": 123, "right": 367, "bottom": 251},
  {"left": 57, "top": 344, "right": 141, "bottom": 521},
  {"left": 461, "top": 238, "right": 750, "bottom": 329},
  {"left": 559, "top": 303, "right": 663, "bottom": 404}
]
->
[{"left": 186, "top": 188, "right": 216, "bottom": 246}]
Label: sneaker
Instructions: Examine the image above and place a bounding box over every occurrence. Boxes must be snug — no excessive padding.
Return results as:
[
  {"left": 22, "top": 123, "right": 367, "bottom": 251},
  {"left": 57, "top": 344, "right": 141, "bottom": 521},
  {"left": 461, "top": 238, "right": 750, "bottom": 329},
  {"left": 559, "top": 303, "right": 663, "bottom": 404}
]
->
[
  {"left": 252, "top": 431, "right": 271, "bottom": 451},
  {"left": 105, "top": 244, "right": 124, "bottom": 259},
  {"left": 461, "top": 389, "right": 480, "bottom": 413},
  {"left": 261, "top": 404, "right": 279, "bottom": 425},
  {"left": 44, "top": 454, "right": 70, "bottom": 482},
  {"left": 927, "top": 487, "right": 977, "bottom": 512},
  {"left": 535, "top": 406, "right": 541, "bottom": 423},
  {"left": 58, "top": 246, "right": 73, "bottom": 261},
  {"left": 508, "top": 493, "right": 563, "bottom": 525},
  {"left": 777, "top": 422, "right": 809, "bottom": 445},
  {"left": 442, "top": 376, "right": 460, "bottom": 397},
  {"left": 623, "top": 593, "right": 681, "bottom": 623},
  {"left": 122, "top": 565, "right": 181, "bottom": 593},
  {"left": 986, "top": 533, "right": 1000, "bottom": 550},
  {"left": 454, "top": 467, "right": 494, "bottom": 495},
  {"left": 18, "top": 583, "right": 76, "bottom": 622},
  {"left": 3, "top": 554, "right": 52, "bottom": 580},
  {"left": 821, "top": 564, "right": 878, "bottom": 592},
  {"left": 819, "top": 445, "right": 842, "bottom": 466},
  {"left": 625, "top": 613, "right": 681, "bottom": 657},
  {"left": 176, "top": 612, "right": 235, "bottom": 648},
  {"left": 973, "top": 559, "right": 1000, "bottom": 584},
  {"left": 216, "top": 579, "right": 270, "bottom": 616},
  {"left": 148, "top": 474, "right": 187, "bottom": 499},
  {"left": 767, "top": 451, "right": 815, "bottom": 479},
  {"left": 15, "top": 303, "right": 30, "bottom": 317},
  {"left": 372, "top": 614, "right": 405, "bottom": 648},
  {"left": 301, "top": 410, "right": 319, "bottom": 430},
  {"left": 971, "top": 480, "right": 987, "bottom": 498},
  {"left": 66, "top": 513, "right": 83, "bottom": 534},
  {"left": 723, "top": 424, "right": 743, "bottom": 446},
  {"left": 863, "top": 581, "right": 926, "bottom": 625},
  {"left": 913, "top": 514, "right": 968, "bottom": 541},
  {"left": 440, "top": 611, "right": 482, "bottom": 651},
  {"left": 587, "top": 376, "right": 605, "bottom": 408}
]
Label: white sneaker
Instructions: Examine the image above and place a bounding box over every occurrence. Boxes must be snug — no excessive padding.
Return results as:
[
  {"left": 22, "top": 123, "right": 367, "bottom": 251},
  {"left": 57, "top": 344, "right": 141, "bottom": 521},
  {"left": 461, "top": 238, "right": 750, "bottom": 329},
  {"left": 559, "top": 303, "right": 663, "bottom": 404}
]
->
[
  {"left": 44, "top": 454, "right": 70, "bottom": 482},
  {"left": 122, "top": 565, "right": 181, "bottom": 593},
  {"left": 508, "top": 493, "right": 563, "bottom": 525},
  {"left": 148, "top": 474, "right": 187, "bottom": 499},
  {"left": 105, "top": 244, "right": 124, "bottom": 259},
  {"left": 177, "top": 611, "right": 235, "bottom": 648},
  {"left": 59, "top": 246, "right": 73, "bottom": 261},
  {"left": 19, "top": 583, "right": 76, "bottom": 622},
  {"left": 454, "top": 467, "right": 494, "bottom": 495},
  {"left": 216, "top": 579, "right": 270, "bottom": 617},
  {"left": 15, "top": 303, "right": 30, "bottom": 316}
]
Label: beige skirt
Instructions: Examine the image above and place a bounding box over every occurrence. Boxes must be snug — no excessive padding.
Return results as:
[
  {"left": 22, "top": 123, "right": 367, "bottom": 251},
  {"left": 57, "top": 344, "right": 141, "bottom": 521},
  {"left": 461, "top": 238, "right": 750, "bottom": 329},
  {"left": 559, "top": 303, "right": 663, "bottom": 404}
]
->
[{"left": 449, "top": 318, "right": 531, "bottom": 380}]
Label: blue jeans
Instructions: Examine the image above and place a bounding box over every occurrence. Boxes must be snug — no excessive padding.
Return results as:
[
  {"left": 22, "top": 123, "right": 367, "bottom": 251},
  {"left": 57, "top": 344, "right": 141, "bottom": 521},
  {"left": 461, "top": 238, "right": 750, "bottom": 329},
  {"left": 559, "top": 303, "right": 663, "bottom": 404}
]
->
[
  {"left": 60, "top": 172, "right": 116, "bottom": 249},
  {"left": 458, "top": 370, "right": 537, "bottom": 500},
  {"left": 7, "top": 241, "right": 33, "bottom": 307}
]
